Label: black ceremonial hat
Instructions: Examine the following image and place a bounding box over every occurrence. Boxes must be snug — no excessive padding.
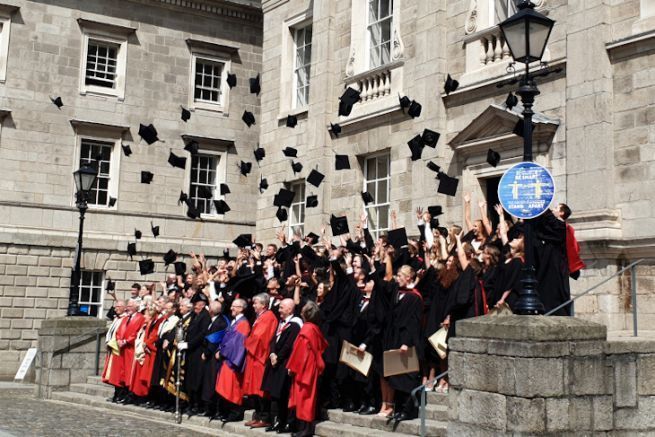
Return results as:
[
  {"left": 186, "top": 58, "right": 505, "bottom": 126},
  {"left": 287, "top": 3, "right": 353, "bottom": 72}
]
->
[
  {"left": 242, "top": 110, "right": 255, "bottom": 127},
  {"left": 427, "top": 205, "right": 443, "bottom": 217},
  {"left": 226, "top": 72, "right": 237, "bottom": 88},
  {"left": 291, "top": 161, "right": 303, "bottom": 174},
  {"left": 240, "top": 161, "right": 252, "bottom": 176},
  {"left": 121, "top": 144, "right": 132, "bottom": 157},
  {"left": 444, "top": 74, "right": 459, "bottom": 95},
  {"left": 330, "top": 214, "right": 349, "bottom": 236},
  {"left": 422, "top": 129, "right": 440, "bottom": 148},
  {"left": 168, "top": 151, "right": 187, "bottom": 169},
  {"left": 273, "top": 188, "right": 295, "bottom": 208},
  {"left": 330, "top": 123, "right": 342, "bottom": 138},
  {"left": 399, "top": 95, "right": 411, "bottom": 111},
  {"left": 249, "top": 74, "right": 261, "bottom": 95},
  {"left": 174, "top": 261, "right": 187, "bottom": 276},
  {"left": 181, "top": 107, "right": 191, "bottom": 122},
  {"left": 407, "top": 135, "right": 425, "bottom": 161},
  {"left": 505, "top": 92, "right": 518, "bottom": 110},
  {"left": 134, "top": 229, "right": 142, "bottom": 240},
  {"left": 127, "top": 242, "right": 137, "bottom": 259},
  {"left": 184, "top": 140, "right": 199, "bottom": 155},
  {"left": 306, "top": 195, "right": 318, "bottom": 208},
  {"left": 141, "top": 171, "right": 154, "bottom": 184},
  {"left": 487, "top": 148, "right": 501, "bottom": 167},
  {"left": 361, "top": 191, "right": 374, "bottom": 205},
  {"left": 276, "top": 207, "right": 288, "bottom": 222},
  {"left": 50, "top": 96, "right": 63, "bottom": 109},
  {"left": 214, "top": 199, "right": 230, "bottom": 215},
  {"left": 286, "top": 114, "right": 298, "bottom": 128},
  {"left": 220, "top": 183, "right": 230, "bottom": 195},
  {"left": 338, "top": 87, "right": 361, "bottom": 117},
  {"left": 108, "top": 197, "right": 117, "bottom": 207},
  {"left": 254, "top": 146, "right": 266, "bottom": 162},
  {"left": 307, "top": 169, "right": 324, "bottom": 187},
  {"left": 138, "top": 123, "right": 159, "bottom": 145},
  {"left": 427, "top": 161, "right": 441, "bottom": 173},
  {"left": 232, "top": 234, "right": 253, "bottom": 248},
  {"left": 259, "top": 176, "right": 268, "bottom": 192},
  {"left": 139, "top": 259, "right": 155, "bottom": 275},
  {"left": 335, "top": 154, "right": 350, "bottom": 170},
  {"left": 163, "top": 249, "right": 177, "bottom": 266},
  {"left": 282, "top": 146, "right": 298, "bottom": 158},
  {"left": 151, "top": 222, "right": 160, "bottom": 238},
  {"left": 437, "top": 173, "right": 459, "bottom": 197},
  {"left": 387, "top": 227, "right": 408, "bottom": 250},
  {"left": 407, "top": 100, "right": 422, "bottom": 118}
]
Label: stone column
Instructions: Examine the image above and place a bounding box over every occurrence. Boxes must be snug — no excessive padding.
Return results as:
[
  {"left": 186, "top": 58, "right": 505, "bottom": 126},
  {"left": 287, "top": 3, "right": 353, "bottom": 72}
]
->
[{"left": 448, "top": 315, "right": 610, "bottom": 435}]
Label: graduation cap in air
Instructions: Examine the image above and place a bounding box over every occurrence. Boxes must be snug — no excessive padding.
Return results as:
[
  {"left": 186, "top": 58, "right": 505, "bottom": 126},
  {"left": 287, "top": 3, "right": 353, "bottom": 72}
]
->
[
  {"left": 335, "top": 154, "right": 350, "bottom": 170},
  {"left": 306, "top": 232, "right": 320, "bottom": 245},
  {"left": 399, "top": 95, "right": 411, "bottom": 112},
  {"left": 444, "top": 74, "right": 459, "bottom": 95},
  {"left": 273, "top": 188, "right": 295, "bottom": 208},
  {"left": 141, "top": 171, "right": 154, "bottom": 184},
  {"left": 135, "top": 229, "right": 142, "bottom": 240},
  {"left": 330, "top": 214, "right": 349, "bottom": 236},
  {"left": 487, "top": 148, "right": 501, "bottom": 167},
  {"left": 214, "top": 199, "right": 230, "bottom": 214},
  {"left": 513, "top": 120, "right": 535, "bottom": 138},
  {"left": 240, "top": 161, "right": 252, "bottom": 176},
  {"left": 121, "top": 144, "right": 132, "bottom": 157},
  {"left": 219, "top": 183, "right": 230, "bottom": 195},
  {"left": 138, "top": 124, "right": 159, "bottom": 145},
  {"left": 226, "top": 72, "right": 237, "bottom": 88},
  {"left": 437, "top": 226, "right": 449, "bottom": 239},
  {"left": 184, "top": 140, "right": 199, "bottom": 155},
  {"left": 178, "top": 191, "right": 188, "bottom": 205},
  {"left": 254, "top": 146, "right": 266, "bottom": 162},
  {"left": 168, "top": 151, "right": 187, "bottom": 169},
  {"left": 242, "top": 110, "right": 256, "bottom": 127},
  {"left": 422, "top": 129, "right": 440, "bottom": 148},
  {"left": 197, "top": 185, "right": 213, "bottom": 199},
  {"left": 437, "top": 172, "right": 459, "bottom": 197},
  {"left": 181, "top": 106, "right": 191, "bottom": 122},
  {"left": 338, "top": 87, "right": 361, "bottom": 117},
  {"left": 306, "top": 195, "right": 318, "bottom": 208},
  {"left": 428, "top": 205, "right": 443, "bottom": 217},
  {"left": 249, "top": 74, "right": 261, "bottom": 95},
  {"left": 307, "top": 169, "right": 324, "bottom": 187},
  {"left": 105, "top": 278, "right": 115, "bottom": 291},
  {"left": 163, "top": 249, "right": 177, "bottom": 266},
  {"left": 361, "top": 191, "right": 374, "bottom": 205},
  {"left": 387, "top": 227, "right": 408, "bottom": 250},
  {"left": 233, "top": 234, "right": 253, "bottom": 248},
  {"left": 330, "top": 123, "right": 342, "bottom": 138},
  {"left": 259, "top": 176, "right": 268, "bottom": 193},
  {"left": 407, "top": 135, "right": 425, "bottom": 161},
  {"left": 291, "top": 161, "right": 303, "bottom": 174},
  {"left": 427, "top": 161, "right": 441, "bottom": 173},
  {"left": 139, "top": 259, "right": 155, "bottom": 275},
  {"left": 127, "top": 242, "right": 137, "bottom": 260},
  {"left": 186, "top": 204, "right": 201, "bottom": 219},
  {"left": 108, "top": 197, "right": 117, "bottom": 207},
  {"left": 151, "top": 222, "right": 160, "bottom": 238},
  {"left": 50, "top": 96, "right": 63, "bottom": 109},
  {"left": 191, "top": 292, "right": 209, "bottom": 304},
  {"left": 505, "top": 92, "right": 518, "bottom": 110},
  {"left": 408, "top": 100, "right": 422, "bottom": 118},
  {"left": 174, "top": 261, "right": 186, "bottom": 276},
  {"left": 282, "top": 146, "right": 298, "bottom": 158},
  {"left": 276, "top": 207, "right": 288, "bottom": 222},
  {"left": 286, "top": 114, "right": 298, "bottom": 128}
]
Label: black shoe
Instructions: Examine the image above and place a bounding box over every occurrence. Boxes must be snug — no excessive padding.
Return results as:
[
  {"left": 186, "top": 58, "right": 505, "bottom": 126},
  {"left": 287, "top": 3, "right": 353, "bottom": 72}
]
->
[
  {"left": 265, "top": 422, "right": 280, "bottom": 432},
  {"left": 359, "top": 406, "right": 377, "bottom": 415},
  {"left": 222, "top": 413, "right": 243, "bottom": 423},
  {"left": 342, "top": 402, "right": 357, "bottom": 413},
  {"left": 276, "top": 424, "right": 292, "bottom": 434}
]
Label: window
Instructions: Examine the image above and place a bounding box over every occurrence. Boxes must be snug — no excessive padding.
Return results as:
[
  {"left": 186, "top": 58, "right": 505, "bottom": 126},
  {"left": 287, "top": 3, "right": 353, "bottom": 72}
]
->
[
  {"left": 79, "top": 139, "right": 114, "bottom": 207},
  {"left": 293, "top": 25, "right": 312, "bottom": 108},
  {"left": 194, "top": 57, "right": 223, "bottom": 104},
  {"left": 190, "top": 154, "right": 219, "bottom": 215},
  {"left": 367, "top": 0, "right": 393, "bottom": 69},
  {"left": 85, "top": 39, "right": 119, "bottom": 88},
  {"left": 78, "top": 271, "right": 104, "bottom": 318},
  {"left": 288, "top": 181, "right": 306, "bottom": 239},
  {"left": 0, "top": 6, "right": 16, "bottom": 83},
  {"left": 493, "top": 0, "right": 520, "bottom": 24},
  {"left": 364, "top": 154, "right": 390, "bottom": 239}
]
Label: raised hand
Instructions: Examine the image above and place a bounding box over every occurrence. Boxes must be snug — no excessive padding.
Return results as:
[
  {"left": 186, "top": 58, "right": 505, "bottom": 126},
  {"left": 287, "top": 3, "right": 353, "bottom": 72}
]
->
[{"left": 463, "top": 192, "right": 471, "bottom": 203}]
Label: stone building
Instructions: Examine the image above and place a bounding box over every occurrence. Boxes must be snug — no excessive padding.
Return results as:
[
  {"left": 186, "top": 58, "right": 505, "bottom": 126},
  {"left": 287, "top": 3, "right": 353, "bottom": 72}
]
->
[{"left": 0, "top": 0, "right": 262, "bottom": 378}]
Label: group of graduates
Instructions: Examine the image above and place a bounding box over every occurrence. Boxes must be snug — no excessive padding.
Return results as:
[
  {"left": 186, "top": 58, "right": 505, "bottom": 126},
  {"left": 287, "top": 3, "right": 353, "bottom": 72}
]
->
[{"left": 101, "top": 199, "right": 584, "bottom": 436}]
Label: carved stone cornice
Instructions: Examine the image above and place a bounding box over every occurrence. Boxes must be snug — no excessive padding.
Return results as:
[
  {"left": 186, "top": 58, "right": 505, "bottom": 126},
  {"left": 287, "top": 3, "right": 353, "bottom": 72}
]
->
[{"left": 141, "top": 0, "right": 262, "bottom": 23}]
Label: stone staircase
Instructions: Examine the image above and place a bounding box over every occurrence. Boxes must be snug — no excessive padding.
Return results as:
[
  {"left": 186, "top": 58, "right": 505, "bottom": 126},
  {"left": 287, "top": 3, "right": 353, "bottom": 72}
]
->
[{"left": 49, "top": 375, "right": 449, "bottom": 436}]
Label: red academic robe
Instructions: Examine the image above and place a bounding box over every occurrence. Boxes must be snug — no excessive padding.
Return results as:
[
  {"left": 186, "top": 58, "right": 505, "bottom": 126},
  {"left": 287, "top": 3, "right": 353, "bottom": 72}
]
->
[
  {"left": 128, "top": 317, "right": 163, "bottom": 397},
  {"left": 566, "top": 223, "right": 585, "bottom": 274},
  {"left": 287, "top": 322, "right": 328, "bottom": 422},
  {"left": 116, "top": 312, "right": 145, "bottom": 386},
  {"left": 102, "top": 315, "right": 126, "bottom": 387},
  {"left": 215, "top": 317, "right": 251, "bottom": 405},
  {"left": 242, "top": 310, "right": 278, "bottom": 397}
]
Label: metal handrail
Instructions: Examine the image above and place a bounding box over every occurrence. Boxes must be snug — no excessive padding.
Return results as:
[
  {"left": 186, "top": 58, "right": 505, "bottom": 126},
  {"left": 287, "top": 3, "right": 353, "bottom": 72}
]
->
[{"left": 411, "top": 370, "right": 449, "bottom": 437}]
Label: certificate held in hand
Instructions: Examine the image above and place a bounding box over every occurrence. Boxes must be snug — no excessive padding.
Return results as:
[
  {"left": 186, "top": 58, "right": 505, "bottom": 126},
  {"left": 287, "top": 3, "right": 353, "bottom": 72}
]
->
[
  {"left": 339, "top": 340, "right": 373, "bottom": 377},
  {"left": 383, "top": 346, "right": 419, "bottom": 377}
]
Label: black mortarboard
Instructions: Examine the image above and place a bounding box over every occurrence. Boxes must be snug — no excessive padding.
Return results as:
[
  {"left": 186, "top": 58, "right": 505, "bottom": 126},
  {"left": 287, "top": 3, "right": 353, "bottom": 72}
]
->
[
  {"left": 276, "top": 207, "right": 288, "bottom": 222},
  {"left": 487, "top": 148, "right": 501, "bottom": 167},
  {"left": 121, "top": 144, "right": 132, "bottom": 157},
  {"left": 387, "top": 228, "right": 408, "bottom": 250},
  {"left": 186, "top": 204, "right": 200, "bottom": 219},
  {"left": 184, "top": 140, "right": 199, "bottom": 155},
  {"left": 240, "top": 161, "right": 252, "bottom": 176},
  {"left": 108, "top": 197, "right": 117, "bottom": 207},
  {"left": 428, "top": 205, "right": 443, "bottom": 217},
  {"left": 505, "top": 92, "right": 518, "bottom": 110},
  {"left": 191, "top": 292, "right": 209, "bottom": 304},
  {"left": 249, "top": 74, "right": 261, "bottom": 95},
  {"left": 141, "top": 171, "right": 154, "bottom": 184},
  {"left": 135, "top": 229, "right": 142, "bottom": 240},
  {"left": 214, "top": 199, "right": 230, "bottom": 214},
  {"left": 437, "top": 226, "right": 449, "bottom": 239},
  {"left": 174, "top": 261, "right": 187, "bottom": 276},
  {"left": 286, "top": 114, "right": 298, "bottom": 128},
  {"left": 219, "top": 183, "right": 230, "bottom": 195},
  {"left": 330, "top": 214, "right": 349, "bottom": 236},
  {"left": 307, "top": 169, "right": 324, "bottom": 187},
  {"left": 306, "top": 232, "right": 320, "bottom": 245},
  {"left": 338, "top": 87, "right": 361, "bottom": 117},
  {"left": 178, "top": 191, "right": 188, "bottom": 205},
  {"left": 444, "top": 74, "right": 459, "bottom": 95},
  {"left": 273, "top": 188, "right": 295, "bottom": 208},
  {"left": 399, "top": 95, "right": 411, "bottom": 112},
  {"left": 259, "top": 176, "right": 268, "bottom": 192},
  {"left": 168, "top": 151, "right": 187, "bottom": 169},
  {"left": 361, "top": 191, "right": 374, "bottom": 205},
  {"left": 408, "top": 100, "right": 422, "bottom": 118},
  {"left": 282, "top": 146, "right": 298, "bottom": 158},
  {"left": 427, "top": 161, "right": 441, "bottom": 173},
  {"left": 139, "top": 259, "right": 155, "bottom": 275},
  {"left": 437, "top": 173, "right": 459, "bottom": 197},
  {"left": 300, "top": 244, "right": 318, "bottom": 263},
  {"left": 127, "top": 242, "right": 137, "bottom": 259},
  {"left": 335, "top": 154, "right": 350, "bottom": 170},
  {"left": 51, "top": 96, "right": 63, "bottom": 109},
  {"left": 197, "top": 185, "right": 213, "bottom": 199},
  {"left": 461, "top": 230, "right": 476, "bottom": 244},
  {"left": 430, "top": 217, "right": 440, "bottom": 229},
  {"left": 254, "top": 146, "right": 266, "bottom": 162},
  {"left": 181, "top": 107, "right": 191, "bottom": 122},
  {"left": 242, "top": 110, "right": 255, "bottom": 127},
  {"left": 163, "top": 249, "right": 177, "bottom": 266},
  {"left": 105, "top": 278, "right": 115, "bottom": 291},
  {"left": 513, "top": 120, "right": 535, "bottom": 138},
  {"left": 422, "top": 129, "right": 440, "bottom": 148},
  {"left": 306, "top": 195, "right": 318, "bottom": 208},
  {"left": 151, "top": 222, "right": 160, "bottom": 238},
  {"left": 233, "top": 234, "right": 253, "bottom": 248},
  {"left": 291, "top": 161, "right": 303, "bottom": 174},
  {"left": 226, "top": 72, "right": 237, "bottom": 88},
  {"left": 407, "top": 135, "right": 425, "bottom": 161},
  {"left": 330, "top": 123, "right": 342, "bottom": 138},
  {"left": 138, "top": 123, "right": 159, "bottom": 145}
]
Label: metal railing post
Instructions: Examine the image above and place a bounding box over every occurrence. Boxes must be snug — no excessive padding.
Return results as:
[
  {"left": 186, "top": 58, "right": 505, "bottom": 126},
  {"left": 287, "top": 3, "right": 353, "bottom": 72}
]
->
[
  {"left": 631, "top": 264, "right": 638, "bottom": 337},
  {"left": 420, "top": 386, "right": 426, "bottom": 437},
  {"left": 95, "top": 330, "right": 101, "bottom": 375}
]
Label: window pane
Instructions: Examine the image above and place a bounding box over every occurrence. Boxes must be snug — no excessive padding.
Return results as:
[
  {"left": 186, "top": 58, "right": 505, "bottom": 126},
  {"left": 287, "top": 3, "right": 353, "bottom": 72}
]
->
[
  {"left": 377, "top": 179, "right": 388, "bottom": 203},
  {"left": 85, "top": 40, "right": 119, "bottom": 88},
  {"left": 80, "top": 139, "right": 113, "bottom": 207},
  {"left": 194, "top": 58, "right": 223, "bottom": 104},
  {"left": 366, "top": 158, "right": 377, "bottom": 180},
  {"left": 368, "top": 0, "right": 379, "bottom": 22},
  {"left": 380, "top": 0, "right": 392, "bottom": 18},
  {"left": 378, "top": 205, "right": 389, "bottom": 229}
]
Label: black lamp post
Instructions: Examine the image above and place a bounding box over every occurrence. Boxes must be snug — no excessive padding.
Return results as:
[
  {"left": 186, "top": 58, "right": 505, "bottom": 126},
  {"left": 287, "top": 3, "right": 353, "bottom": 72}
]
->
[
  {"left": 499, "top": 0, "right": 555, "bottom": 315},
  {"left": 67, "top": 164, "right": 98, "bottom": 316}
]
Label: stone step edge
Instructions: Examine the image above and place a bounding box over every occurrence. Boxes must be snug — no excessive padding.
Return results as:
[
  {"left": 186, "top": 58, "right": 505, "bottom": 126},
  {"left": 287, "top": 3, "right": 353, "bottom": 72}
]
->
[
  {"left": 325, "top": 409, "right": 448, "bottom": 436},
  {"left": 315, "top": 421, "right": 415, "bottom": 437}
]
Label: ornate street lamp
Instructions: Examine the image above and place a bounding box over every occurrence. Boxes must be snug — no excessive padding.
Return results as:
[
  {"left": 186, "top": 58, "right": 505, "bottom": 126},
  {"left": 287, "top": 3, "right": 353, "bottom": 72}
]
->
[
  {"left": 499, "top": 1, "right": 555, "bottom": 315},
  {"left": 67, "top": 164, "right": 98, "bottom": 316}
]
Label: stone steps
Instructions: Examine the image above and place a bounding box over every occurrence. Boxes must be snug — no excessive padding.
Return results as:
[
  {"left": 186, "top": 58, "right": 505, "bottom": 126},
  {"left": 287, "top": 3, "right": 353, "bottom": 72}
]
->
[
  {"left": 69, "top": 382, "right": 114, "bottom": 398},
  {"left": 324, "top": 409, "right": 447, "bottom": 436}
]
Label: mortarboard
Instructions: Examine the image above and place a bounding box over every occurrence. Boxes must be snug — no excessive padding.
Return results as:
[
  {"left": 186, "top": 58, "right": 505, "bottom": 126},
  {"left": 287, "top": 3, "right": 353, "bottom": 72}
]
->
[
  {"left": 300, "top": 244, "right": 318, "bottom": 263},
  {"left": 399, "top": 95, "right": 411, "bottom": 112},
  {"left": 138, "top": 124, "right": 159, "bottom": 145},
  {"left": 186, "top": 204, "right": 201, "bottom": 219},
  {"left": 191, "top": 292, "right": 209, "bottom": 304},
  {"left": 50, "top": 96, "right": 63, "bottom": 109},
  {"left": 408, "top": 100, "right": 422, "bottom": 118},
  {"left": 330, "top": 123, "right": 342, "bottom": 138},
  {"left": 151, "top": 222, "right": 160, "bottom": 238},
  {"left": 282, "top": 146, "right": 298, "bottom": 158},
  {"left": 108, "top": 197, "right": 117, "bottom": 207},
  {"left": 422, "top": 129, "right": 440, "bottom": 148},
  {"left": 291, "top": 161, "right": 303, "bottom": 174},
  {"left": 254, "top": 146, "right": 266, "bottom": 162},
  {"left": 338, "top": 87, "right": 361, "bottom": 117},
  {"left": 135, "top": 229, "right": 142, "bottom": 240},
  {"left": 163, "top": 249, "right": 177, "bottom": 266},
  {"left": 387, "top": 227, "right": 408, "bottom": 250},
  {"left": 105, "top": 278, "right": 115, "bottom": 291},
  {"left": 121, "top": 144, "right": 132, "bottom": 157},
  {"left": 174, "top": 261, "right": 187, "bottom": 276},
  {"left": 307, "top": 169, "right": 324, "bottom": 187},
  {"left": 286, "top": 114, "right": 298, "bottom": 128},
  {"left": 178, "top": 191, "right": 188, "bottom": 205},
  {"left": 273, "top": 188, "right": 295, "bottom": 208},
  {"left": 181, "top": 106, "right": 191, "bottom": 122},
  {"left": 184, "top": 140, "right": 199, "bottom": 155},
  {"left": 139, "top": 259, "right": 155, "bottom": 275},
  {"left": 407, "top": 135, "right": 425, "bottom": 161},
  {"left": 276, "top": 207, "right": 288, "bottom": 222},
  {"left": 240, "top": 161, "right": 252, "bottom": 176},
  {"left": 430, "top": 217, "right": 440, "bottom": 229},
  {"left": 214, "top": 199, "right": 230, "bottom": 214},
  {"left": 444, "top": 74, "right": 460, "bottom": 95},
  {"left": 428, "top": 205, "right": 443, "bottom": 217},
  {"left": 242, "top": 110, "right": 255, "bottom": 127},
  {"left": 330, "top": 214, "right": 349, "bottom": 236},
  {"left": 306, "top": 195, "right": 318, "bottom": 208},
  {"left": 361, "top": 191, "right": 374, "bottom": 205},
  {"left": 127, "top": 242, "right": 137, "bottom": 260},
  {"left": 437, "top": 172, "right": 459, "bottom": 197},
  {"left": 220, "top": 183, "right": 230, "bottom": 195},
  {"left": 505, "top": 92, "right": 518, "bottom": 110},
  {"left": 259, "top": 176, "right": 268, "bottom": 192},
  {"left": 437, "top": 226, "right": 449, "bottom": 239},
  {"left": 513, "top": 120, "right": 535, "bottom": 138},
  {"left": 335, "top": 154, "right": 350, "bottom": 170},
  {"left": 427, "top": 161, "right": 441, "bottom": 173},
  {"left": 197, "top": 185, "right": 213, "bottom": 199},
  {"left": 168, "top": 151, "right": 187, "bottom": 169},
  {"left": 487, "top": 148, "right": 501, "bottom": 167},
  {"left": 249, "top": 74, "right": 261, "bottom": 95},
  {"left": 306, "top": 232, "right": 320, "bottom": 245},
  {"left": 141, "top": 171, "right": 154, "bottom": 184},
  {"left": 226, "top": 72, "right": 237, "bottom": 88},
  {"left": 232, "top": 234, "right": 253, "bottom": 248}
]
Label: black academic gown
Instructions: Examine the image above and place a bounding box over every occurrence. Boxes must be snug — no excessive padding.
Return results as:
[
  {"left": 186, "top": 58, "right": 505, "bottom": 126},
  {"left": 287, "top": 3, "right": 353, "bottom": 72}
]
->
[
  {"left": 424, "top": 274, "right": 451, "bottom": 362},
  {"left": 184, "top": 310, "right": 211, "bottom": 394},
  {"left": 201, "top": 314, "right": 229, "bottom": 403},
  {"left": 444, "top": 266, "right": 483, "bottom": 340},
  {"left": 491, "top": 257, "right": 523, "bottom": 310},
  {"left": 533, "top": 209, "right": 570, "bottom": 315},
  {"left": 261, "top": 318, "right": 301, "bottom": 398}
]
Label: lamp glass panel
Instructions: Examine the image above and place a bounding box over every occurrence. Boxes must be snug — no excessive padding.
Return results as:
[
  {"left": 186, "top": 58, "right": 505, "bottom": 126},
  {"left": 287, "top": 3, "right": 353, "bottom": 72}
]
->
[
  {"left": 502, "top": 20, "right": 528, "bottom": 61},
  {"left": 528, "top": 20, "right": 551, "bottom": 59}
]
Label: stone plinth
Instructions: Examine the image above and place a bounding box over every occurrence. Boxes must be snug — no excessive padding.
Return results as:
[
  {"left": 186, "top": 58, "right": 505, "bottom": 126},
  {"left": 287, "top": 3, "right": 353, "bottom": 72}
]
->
[{"left": 34, "top": 317, "right": 107, "bottom": 399}]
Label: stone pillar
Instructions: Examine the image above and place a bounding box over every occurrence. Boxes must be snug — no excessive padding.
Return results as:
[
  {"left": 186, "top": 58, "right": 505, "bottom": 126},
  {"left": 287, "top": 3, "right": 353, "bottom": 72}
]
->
[
  {"left": 34, "top": 317, "right": 107, "bottom": 399},
  {"left": 448, "top": 316, "right": 610, "bottom": 435}
]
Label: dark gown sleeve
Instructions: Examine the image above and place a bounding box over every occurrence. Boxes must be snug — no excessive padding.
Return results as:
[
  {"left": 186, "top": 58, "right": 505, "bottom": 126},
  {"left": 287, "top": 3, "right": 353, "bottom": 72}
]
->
[{"left": 363, "top": 228, "right": 374, "bottom": 254}]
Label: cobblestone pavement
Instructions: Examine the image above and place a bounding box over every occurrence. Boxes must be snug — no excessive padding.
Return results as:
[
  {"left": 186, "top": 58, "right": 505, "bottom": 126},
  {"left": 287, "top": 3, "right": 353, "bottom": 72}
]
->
[{"left": 0, "top": 384, "right": 211, "bottom": 437}]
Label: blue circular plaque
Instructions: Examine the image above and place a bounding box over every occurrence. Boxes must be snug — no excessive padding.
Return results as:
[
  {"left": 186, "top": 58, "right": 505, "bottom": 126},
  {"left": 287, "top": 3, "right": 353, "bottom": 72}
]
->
[{"left": 498, "top": 162, "right": 555, "bottom": 219}]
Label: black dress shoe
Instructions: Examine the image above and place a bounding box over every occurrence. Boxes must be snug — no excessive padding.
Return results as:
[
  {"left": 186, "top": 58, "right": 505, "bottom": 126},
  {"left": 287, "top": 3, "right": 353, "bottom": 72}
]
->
[
  {"left": 276, "top": 424, "right": 292, "bottom": 434},
  {"left": 265, "top": 422, "right": 280, "bottom": 432},
  {"left": 342, "top": 402, "right": 357, "bottom": 413},
  {"left": 359, "top": 406, "right": 377, "bottom": 415},
  {"left": 222, "top": 413, "right": 244, "bottom": 423}
]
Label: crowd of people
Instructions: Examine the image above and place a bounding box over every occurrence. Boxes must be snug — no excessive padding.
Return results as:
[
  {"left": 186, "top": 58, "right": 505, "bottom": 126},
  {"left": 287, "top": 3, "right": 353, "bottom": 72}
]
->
[{"left": 101, "top": 199, "right": 584, "bottom": 437}]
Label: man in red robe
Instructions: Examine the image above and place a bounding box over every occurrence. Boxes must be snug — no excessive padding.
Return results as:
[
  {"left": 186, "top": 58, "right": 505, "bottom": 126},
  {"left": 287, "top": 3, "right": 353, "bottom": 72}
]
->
[
  {"left": 243, "top": 293, "right": 279, "bottom": 428},
  {"left": 128, "top": 306, "right": 163, "bottom": 400},
  {"left": 102, "top": 299, "right": 126, "bottom": 402},
  {"left": 556, "top": 203, "right": 586, "bottom": 279},
  {"left": 116, "top": 298, "right": 144, "bottom": 404}
]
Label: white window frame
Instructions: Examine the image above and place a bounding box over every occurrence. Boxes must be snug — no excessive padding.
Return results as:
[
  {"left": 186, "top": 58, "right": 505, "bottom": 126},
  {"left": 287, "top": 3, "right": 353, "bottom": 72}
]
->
[
  {"left": 292, "top": 23, "right": 312, "bottom": 110},
  {"left": 189, "top": 53, "right": 230, "bottom": 112},
  {"left": 279, "top": 10, "right": 313, "bottom": 116},
  {"left": 73, "top": 134, "right": 121, "bottom": 210},
  {"left": 183, "top": 147, "right": 228, "bottom": 219},
  {"left": 78, "top": 270, "right": 104, "bottom": 319},
  {"left": 287, "top": 181, "right": 306, "bottom": 239},
  {"left": 79, "top": 29, "right": 128, "bottom": 100},
  {"left": 366, "top": 0, "right": 394, "bottom": 70},
  {"left": 0, "top": 7, "right": 15, "bottom": 83},
  {"left": 78, "top": 138, "right": 117, "bottom": 208},
  {"left": 363, "top": 153, "right": 391, "bottom": 239}
]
